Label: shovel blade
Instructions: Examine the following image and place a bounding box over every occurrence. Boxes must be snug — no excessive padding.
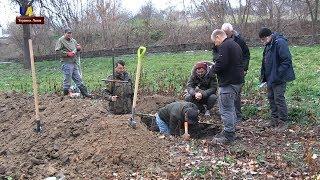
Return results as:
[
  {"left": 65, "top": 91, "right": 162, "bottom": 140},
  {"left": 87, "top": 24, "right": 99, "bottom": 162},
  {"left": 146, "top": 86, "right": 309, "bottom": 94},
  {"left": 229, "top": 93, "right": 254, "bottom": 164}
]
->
[
  {"left": 129, "top": 117, "right": 137, "bottom": 129},
  {"left": 34, "top": 120, "right": 43, "bottom": 133}
]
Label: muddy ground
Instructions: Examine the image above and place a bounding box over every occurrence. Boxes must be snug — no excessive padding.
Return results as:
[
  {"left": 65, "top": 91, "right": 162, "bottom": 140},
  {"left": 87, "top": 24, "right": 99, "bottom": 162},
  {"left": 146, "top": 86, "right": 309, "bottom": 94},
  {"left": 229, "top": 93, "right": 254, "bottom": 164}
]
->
[{"left": 0, "top": 93, "right": 319, "bottom": 179}]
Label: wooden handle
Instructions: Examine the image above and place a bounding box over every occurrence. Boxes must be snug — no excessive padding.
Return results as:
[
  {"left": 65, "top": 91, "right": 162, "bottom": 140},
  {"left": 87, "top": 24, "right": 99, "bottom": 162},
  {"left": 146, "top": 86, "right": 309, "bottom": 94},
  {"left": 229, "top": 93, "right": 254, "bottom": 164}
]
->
[
  {"left": 132, "top": 46, "right": 146, "bottom": 109},
  {"left": 184, "top": 121, "right": 189, "bottom": 134},
  {"left": 29, "top": 39, "right": 40, "bottom": 119}
]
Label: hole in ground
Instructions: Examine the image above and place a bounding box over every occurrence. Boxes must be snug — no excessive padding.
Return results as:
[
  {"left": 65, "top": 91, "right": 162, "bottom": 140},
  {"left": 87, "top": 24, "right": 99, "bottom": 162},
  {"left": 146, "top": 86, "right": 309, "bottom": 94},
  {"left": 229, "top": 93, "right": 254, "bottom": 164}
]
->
[{"left": 139, "top": 115, "right": 221, "bottom": 140}]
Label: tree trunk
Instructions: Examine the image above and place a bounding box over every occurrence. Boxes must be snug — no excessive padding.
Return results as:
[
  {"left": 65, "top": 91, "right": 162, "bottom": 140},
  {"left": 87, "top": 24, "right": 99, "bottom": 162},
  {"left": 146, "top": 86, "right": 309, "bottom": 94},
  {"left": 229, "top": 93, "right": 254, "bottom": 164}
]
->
[
  {"left": 22, "top": 24, "right": 31, "bottom": 69},
  {"left": 306, "top": 0, "right": 319, "bottom": 44}
]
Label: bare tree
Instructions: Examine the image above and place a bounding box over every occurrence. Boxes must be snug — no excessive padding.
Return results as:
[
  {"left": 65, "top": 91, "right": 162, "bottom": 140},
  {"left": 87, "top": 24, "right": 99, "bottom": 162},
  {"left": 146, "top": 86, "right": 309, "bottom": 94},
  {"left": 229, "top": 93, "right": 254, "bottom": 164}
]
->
[
  {"left": 191, "top": 0, "right": 227, "bottom": 27},
  {"left": 305, "top": 0, "right": 319, "bottom": 43},
  {"left": 226, "top": 0, "right": 252, "bottom": 32}
]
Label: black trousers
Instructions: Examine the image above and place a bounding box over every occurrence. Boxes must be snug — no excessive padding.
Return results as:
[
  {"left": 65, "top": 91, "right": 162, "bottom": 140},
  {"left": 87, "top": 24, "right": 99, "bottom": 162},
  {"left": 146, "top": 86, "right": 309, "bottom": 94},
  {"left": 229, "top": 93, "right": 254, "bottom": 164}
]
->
[{"left": 267, "top": 83, "right": 288, "bottom": 121}]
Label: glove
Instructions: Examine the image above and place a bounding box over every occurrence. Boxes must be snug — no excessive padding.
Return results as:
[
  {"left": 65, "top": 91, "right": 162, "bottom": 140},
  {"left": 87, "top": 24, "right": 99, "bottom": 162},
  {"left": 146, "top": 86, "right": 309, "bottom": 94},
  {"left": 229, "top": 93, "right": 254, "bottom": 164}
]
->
[
  {"left": 76, "top": 44, "right": 81, "bottom": 51},
  {"left": 66, "top": 51, "right": 75, "bottom": 57}
]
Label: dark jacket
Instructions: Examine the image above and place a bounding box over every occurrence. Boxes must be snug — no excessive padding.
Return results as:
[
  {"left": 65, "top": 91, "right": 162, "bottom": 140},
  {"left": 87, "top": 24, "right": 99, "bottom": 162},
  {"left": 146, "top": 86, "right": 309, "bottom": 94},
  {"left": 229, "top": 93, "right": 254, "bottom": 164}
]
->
[
  {"left": 212, "top": 32, "right": 250, "bottom": 71},
  {"left": 260, "top": 33, "right": 295, "bottom": 86},
  {"left": 158, "top": 102, "right": 198, "bottom": 136},
  {"left": 105, "top": 71, "right": 132, "bottom": 101},
  {"left": 186, "top": 61, "right": 218, "bottom": 98},
  {"left": 213, "top": 38, "right": 244, "bottom": 87}
]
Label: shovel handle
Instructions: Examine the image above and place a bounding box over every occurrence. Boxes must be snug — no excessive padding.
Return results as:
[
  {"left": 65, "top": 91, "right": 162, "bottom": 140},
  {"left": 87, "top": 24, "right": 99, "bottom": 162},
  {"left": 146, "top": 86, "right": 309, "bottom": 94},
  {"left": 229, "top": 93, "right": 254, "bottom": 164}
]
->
[
  {"left": 132, "top": 46, "right": 146, "bottom": 109},
  {"left": 29, "top": 39, "right": 40, "bottom": 120},
  {"left": 137, "top": 46, "right": 146, "bottom": 59},
  {"left": 184, "top": 121, "right": 189, "bottom": 135}
]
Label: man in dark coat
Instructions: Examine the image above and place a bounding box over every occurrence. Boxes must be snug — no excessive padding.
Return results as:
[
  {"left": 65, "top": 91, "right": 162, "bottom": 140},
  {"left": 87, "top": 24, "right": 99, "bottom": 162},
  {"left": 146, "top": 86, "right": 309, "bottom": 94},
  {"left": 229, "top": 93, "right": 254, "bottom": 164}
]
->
[
  {"left": 259, "top": 27, "right": 295, "bottom": 128},
  {"left": 185, "top": 61, "right": 218, "bottom": 116},
  {"left": 211, "top": 29, "right": 244, "bottom": 143},
  {"left": 104, "top": 60, "right": 133, "bottom": 114},
  {"left": 156, "top": 101, "right": 199, "bottom": 137}
]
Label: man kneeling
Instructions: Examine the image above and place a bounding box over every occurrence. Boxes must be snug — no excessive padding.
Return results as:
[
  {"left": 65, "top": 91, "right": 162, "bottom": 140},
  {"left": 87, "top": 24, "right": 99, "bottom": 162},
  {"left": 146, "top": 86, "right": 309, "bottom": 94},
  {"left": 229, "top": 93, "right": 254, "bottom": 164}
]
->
[{"left": 156, "top": 101, "right": 199, "bottom": 139}]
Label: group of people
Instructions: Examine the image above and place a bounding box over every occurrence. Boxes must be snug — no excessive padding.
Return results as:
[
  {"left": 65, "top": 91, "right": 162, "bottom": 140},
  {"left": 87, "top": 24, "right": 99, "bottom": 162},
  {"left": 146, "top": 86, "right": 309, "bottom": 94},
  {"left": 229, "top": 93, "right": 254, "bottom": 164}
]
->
[{"left": 54, "top": 23, "right": 295, "bottom": 144}]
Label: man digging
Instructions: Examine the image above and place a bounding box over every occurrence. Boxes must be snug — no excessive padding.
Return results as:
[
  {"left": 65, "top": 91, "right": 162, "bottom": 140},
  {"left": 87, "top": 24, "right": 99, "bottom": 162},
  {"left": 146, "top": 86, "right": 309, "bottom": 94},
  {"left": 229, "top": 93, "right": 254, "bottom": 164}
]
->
[{"left": 155, "top": 101, "right": 199, "bottom": 140}]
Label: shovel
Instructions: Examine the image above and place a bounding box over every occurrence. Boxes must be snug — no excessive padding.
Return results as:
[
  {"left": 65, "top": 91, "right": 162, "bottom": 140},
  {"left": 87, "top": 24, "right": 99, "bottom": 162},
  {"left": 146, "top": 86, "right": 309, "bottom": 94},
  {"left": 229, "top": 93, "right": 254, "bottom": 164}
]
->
[
  {"left": 29, "top": 39, "right": 42, "bottom": 133},
  {"left": 129, "top": 46, "right": 146, "bottom": 128}
]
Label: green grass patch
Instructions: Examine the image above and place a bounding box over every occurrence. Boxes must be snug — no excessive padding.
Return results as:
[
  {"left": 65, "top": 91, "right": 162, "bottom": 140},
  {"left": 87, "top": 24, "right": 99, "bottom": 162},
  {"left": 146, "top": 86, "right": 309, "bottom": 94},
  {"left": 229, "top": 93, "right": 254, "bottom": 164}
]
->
[{"left": 0, "top": 45, "right": 319, "bottom": 123}]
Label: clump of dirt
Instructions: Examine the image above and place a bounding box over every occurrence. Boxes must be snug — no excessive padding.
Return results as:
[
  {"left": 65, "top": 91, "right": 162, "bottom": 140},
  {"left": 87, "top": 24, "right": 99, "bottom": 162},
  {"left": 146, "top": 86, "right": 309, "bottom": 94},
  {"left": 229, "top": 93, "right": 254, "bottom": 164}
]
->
[{"left": 0, "top": 93, "right": 180, "bottom": 179}]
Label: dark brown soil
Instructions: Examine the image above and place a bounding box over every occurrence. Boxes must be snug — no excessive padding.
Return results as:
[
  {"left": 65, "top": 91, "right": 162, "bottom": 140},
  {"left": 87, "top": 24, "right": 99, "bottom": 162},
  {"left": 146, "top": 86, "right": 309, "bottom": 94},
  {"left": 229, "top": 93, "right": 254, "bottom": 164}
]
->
[
  {"left": 0, "top": 93, "right": 181, "bottom": 179},
  {"left": 1, "top": 93, "right": 318, "bottom": 179}
]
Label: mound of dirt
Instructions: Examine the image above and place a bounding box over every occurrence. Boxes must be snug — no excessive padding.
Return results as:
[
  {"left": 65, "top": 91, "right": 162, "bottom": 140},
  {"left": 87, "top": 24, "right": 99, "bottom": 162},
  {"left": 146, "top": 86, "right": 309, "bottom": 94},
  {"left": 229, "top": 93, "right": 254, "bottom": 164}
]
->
[
  {"left": 0, "top": 93, "right": 180, "bottom": 179},
  {"left": 136, "top": 94, "right": 177, "bottom": 114}
]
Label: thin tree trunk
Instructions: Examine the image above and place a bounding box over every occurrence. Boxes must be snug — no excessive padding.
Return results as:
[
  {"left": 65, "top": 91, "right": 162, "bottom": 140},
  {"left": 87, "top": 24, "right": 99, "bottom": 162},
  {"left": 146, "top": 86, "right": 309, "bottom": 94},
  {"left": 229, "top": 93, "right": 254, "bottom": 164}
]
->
[
  {"left": 22, "top": 24, "right": 31, "bottom": 69},
  {"left": 306, "top": 0, "right": 319, "bottom": 44}
]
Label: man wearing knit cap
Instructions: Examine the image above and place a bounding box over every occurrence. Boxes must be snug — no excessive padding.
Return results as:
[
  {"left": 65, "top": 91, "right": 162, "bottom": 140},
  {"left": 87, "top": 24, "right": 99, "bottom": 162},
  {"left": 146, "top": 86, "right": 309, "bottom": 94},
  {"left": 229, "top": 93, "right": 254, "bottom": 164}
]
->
[
  {"left": 155, "top": 101, "right": 199, "bottom": 138},
  {"left": 211, "top": 29, "right": 244, "bottom": 144},
  {"left": 185, "top": 61, "right": 218, "bottom": 116},
  {"left": 55, "top": 28, "right": 93, "bottom": 98},
  {"left": 259, "top": 27, "right": 295, "bottom": 128}
]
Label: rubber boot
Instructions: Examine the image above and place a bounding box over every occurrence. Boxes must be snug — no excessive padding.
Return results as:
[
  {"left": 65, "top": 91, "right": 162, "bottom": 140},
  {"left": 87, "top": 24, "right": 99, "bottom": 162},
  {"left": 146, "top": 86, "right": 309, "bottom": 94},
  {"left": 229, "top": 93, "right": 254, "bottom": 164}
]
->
[{"left": 78, "top": 85, "right": 93, "bottom": 98}]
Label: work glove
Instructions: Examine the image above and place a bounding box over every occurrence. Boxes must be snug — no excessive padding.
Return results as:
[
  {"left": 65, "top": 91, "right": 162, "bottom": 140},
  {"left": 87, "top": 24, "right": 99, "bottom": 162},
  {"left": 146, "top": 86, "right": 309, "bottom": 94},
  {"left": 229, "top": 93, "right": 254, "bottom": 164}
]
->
[
  {"left": 66, "top": 51, "right": 75, "bottom": 57},
  {"left": 76, "top": 44, "right": 81, "bottom": 51}
]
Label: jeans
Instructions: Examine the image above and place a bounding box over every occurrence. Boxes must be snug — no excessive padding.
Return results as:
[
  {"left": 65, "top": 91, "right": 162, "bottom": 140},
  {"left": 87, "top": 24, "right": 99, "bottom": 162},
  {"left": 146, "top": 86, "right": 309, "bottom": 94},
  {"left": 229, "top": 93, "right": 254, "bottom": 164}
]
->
[
  {"left": 155, "top": 114, "right": 170, "bottom": 134},
  {"left": 61, "top": 62, "right": 83, "bottom": 90},
  {"left": 218, "top": 84, "right": 241, "bottom": 132},
  {"left": 267, "top": 83, "right": 288, "bottom": 121},
  {"left": 234, "top": 84, "right": 243, "bottom": 122}
]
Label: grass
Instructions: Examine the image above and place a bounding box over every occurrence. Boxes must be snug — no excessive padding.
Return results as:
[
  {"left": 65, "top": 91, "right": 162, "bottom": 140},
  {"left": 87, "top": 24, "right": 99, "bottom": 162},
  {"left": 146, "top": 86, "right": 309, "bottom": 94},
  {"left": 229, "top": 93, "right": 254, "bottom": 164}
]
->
[{"left": 0, "top": 46, "right": 319, "bottom": 123}]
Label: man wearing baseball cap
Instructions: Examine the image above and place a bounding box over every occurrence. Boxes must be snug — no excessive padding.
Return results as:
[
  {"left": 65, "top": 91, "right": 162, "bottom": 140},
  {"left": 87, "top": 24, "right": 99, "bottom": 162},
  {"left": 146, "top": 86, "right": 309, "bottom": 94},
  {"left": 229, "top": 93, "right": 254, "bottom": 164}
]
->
[
  {"left": 259, "top": 27, "right": 295, "bottom": 129},
  {"left": 55, "top": 28, "right": 92, "bottom": 98}
]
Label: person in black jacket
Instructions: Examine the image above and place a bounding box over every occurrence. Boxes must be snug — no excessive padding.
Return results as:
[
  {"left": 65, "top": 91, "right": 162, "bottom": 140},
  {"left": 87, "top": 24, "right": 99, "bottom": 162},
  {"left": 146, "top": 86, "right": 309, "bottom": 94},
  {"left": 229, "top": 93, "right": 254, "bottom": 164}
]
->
[
  {"left": 221, "top": 23, "right": 250, "bottom": 122},
  {"left": 156, "top": 102, "right": 199, "bottom": 137},
  {"left": 211, "top": 29, "right": 244, "bottom": 143},
  {"left": 259, "top": 27, "right": 295, "bottom": 128},
  {"left": 185, "top": 61, "right": 218, "bottom": 116}
]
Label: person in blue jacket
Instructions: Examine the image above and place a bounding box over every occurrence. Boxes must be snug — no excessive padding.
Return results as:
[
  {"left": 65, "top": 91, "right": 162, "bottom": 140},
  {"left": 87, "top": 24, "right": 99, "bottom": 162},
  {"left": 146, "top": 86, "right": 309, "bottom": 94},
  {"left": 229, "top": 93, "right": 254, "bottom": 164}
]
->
[{"left": 259, "top": 27, "right": 295, "bottom": 128}]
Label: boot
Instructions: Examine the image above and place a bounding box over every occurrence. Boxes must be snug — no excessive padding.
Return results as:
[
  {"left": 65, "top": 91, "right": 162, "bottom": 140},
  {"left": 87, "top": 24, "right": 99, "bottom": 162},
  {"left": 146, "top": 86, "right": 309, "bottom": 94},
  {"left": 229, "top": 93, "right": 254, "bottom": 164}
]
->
[
  {"left": 214, "top": 131, "right": 235, "bottom": 144},
  {"left": 78, "top": 85, "right": 93, "bottom": 98},
  {"left": 265, "top": 118, "right": 279, "bottom": 128},
  {"left": 276, "top": 120, "right": 289, "bottom": 131},
  {"left": 63, "top": 89, "right": 69, "bottom": 96}
]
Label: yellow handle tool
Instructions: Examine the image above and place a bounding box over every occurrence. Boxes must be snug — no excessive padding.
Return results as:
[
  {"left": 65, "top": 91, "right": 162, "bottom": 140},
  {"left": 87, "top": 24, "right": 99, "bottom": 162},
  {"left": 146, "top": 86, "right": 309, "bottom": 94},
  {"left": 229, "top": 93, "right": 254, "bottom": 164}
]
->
[{"left": 129, "top": 46, "right": 147, "bottom": 128}]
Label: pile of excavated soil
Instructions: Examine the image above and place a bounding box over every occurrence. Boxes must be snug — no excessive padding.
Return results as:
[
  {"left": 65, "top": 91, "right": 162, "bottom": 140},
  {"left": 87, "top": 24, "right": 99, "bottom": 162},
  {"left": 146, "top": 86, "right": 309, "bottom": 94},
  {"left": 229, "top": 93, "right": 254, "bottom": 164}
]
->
[{"left": 0, "top": 93, "right": 180, "bottom": 179}]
